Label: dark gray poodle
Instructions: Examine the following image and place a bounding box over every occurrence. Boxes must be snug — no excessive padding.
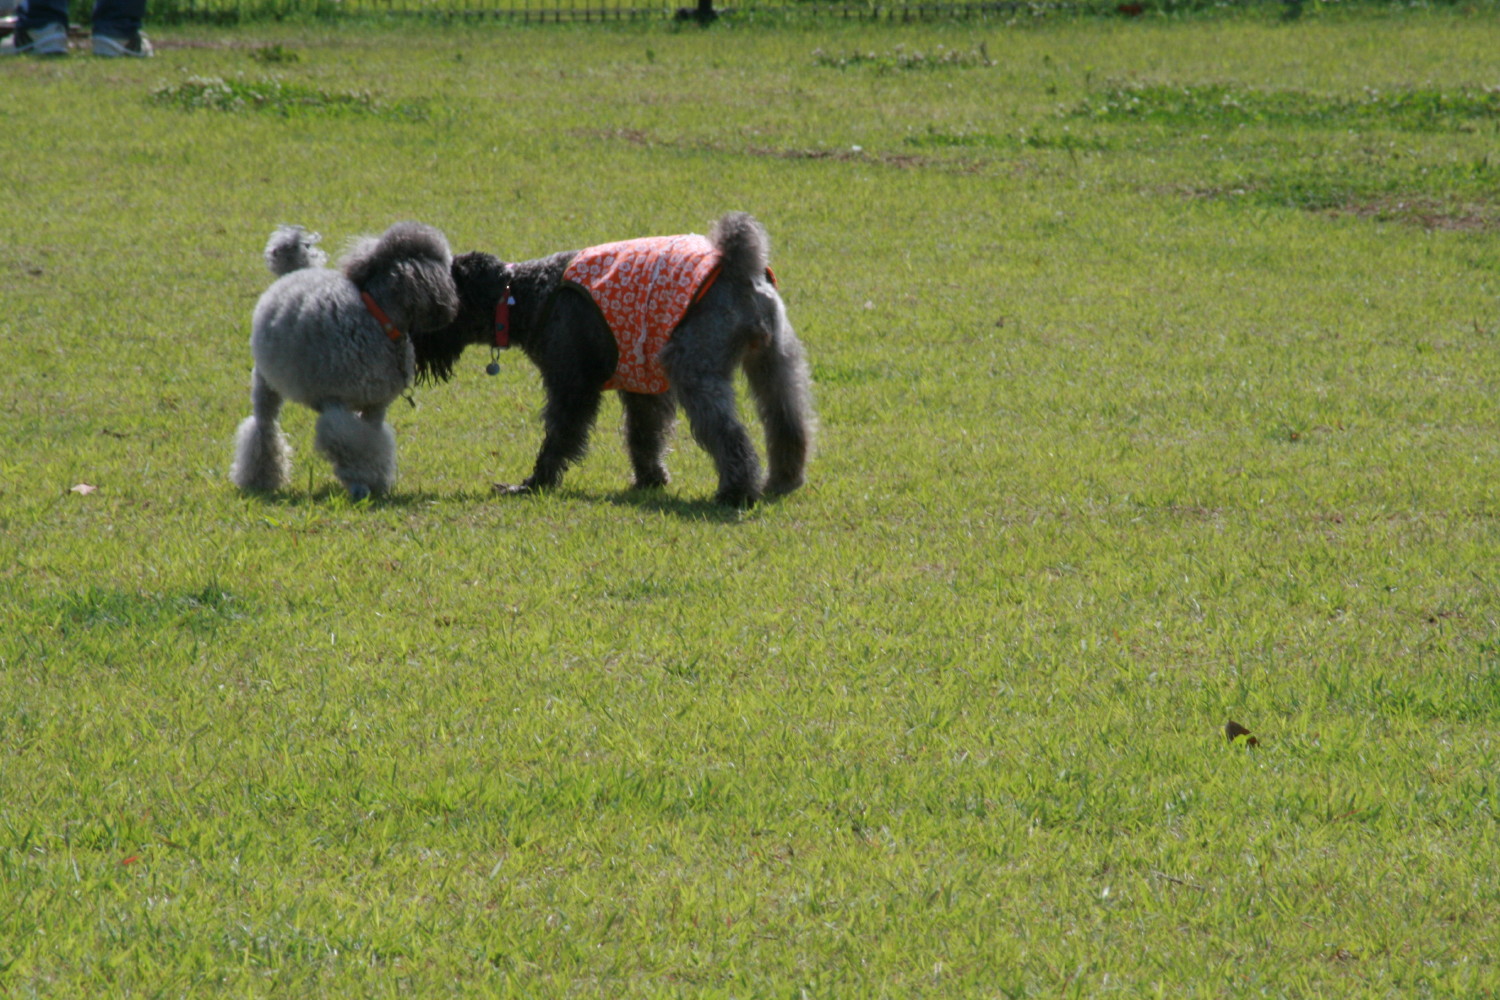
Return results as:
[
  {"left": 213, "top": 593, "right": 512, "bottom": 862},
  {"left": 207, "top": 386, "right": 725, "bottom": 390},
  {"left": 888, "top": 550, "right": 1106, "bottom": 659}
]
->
[
  {"left": 231, "top": 222, "right": 459, "bottom": 499},
  {"left": 411, "top": 212, "right": 815, "bottom": 508}
]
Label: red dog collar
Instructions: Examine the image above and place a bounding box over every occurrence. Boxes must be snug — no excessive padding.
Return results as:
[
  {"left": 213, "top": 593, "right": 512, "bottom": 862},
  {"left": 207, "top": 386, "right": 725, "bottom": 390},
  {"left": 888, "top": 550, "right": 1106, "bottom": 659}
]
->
[
  {"left": 486, "top": 277, "right": 516, "bottom": 376},
  {"left": 494, "top": 284, "right": 513, "bottom": 350},
  {"left": 493, "top": 274, "right": 517, "bottom": 349},
  {"left": 361, "top": 291, "right": 403, "bottom": 341}
]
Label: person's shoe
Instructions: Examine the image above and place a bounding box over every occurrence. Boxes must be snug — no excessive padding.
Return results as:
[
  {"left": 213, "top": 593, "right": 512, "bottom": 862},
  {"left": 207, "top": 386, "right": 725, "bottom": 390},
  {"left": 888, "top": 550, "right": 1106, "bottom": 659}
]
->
[
  {"left": 1, "top": 21, "right": 69, "bottom": 55},
  {"left": 92, "top": 31, "right": 152, "bottom": 57}
]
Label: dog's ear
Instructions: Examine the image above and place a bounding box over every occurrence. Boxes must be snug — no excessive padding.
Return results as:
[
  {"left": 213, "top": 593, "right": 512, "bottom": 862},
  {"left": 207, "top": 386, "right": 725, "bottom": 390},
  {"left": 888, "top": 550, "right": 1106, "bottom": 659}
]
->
[
  {"left": 412, "top": 252, "right": 506, "bottom": 386},
  {"left": 344, "top": 221, "right": 452, "bottom": 287},
  {"left": 411, "top": 316, "right": 468, "bottom": 385}
]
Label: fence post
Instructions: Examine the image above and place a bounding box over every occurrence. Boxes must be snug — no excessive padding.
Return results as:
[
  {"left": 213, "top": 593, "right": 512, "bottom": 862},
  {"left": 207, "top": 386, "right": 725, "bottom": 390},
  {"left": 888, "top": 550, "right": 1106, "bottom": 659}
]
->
[{"left": 676, "top": 0, "right": 716, "bottom": 21}]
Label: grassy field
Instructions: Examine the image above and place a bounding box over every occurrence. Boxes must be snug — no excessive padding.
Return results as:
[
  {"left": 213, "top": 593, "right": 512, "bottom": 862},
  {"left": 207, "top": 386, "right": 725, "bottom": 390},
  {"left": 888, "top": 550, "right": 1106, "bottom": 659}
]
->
[{"left": 3, "top": 5, "right": 1499, "bottom": 996}]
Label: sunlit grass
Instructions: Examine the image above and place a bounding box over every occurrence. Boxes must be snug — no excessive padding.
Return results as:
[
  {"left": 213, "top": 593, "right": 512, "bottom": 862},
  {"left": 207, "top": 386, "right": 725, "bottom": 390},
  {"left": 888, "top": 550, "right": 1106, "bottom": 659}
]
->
[{"left": 2, "top": 7, "right": 1499, "bottom": 996}]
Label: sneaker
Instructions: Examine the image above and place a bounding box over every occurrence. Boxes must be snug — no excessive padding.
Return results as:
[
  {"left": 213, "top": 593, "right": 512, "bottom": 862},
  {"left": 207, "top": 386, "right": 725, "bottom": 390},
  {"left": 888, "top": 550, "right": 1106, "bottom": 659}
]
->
[
  {"left": 92, "top": 31, "right": 152, "bottom": 57},
  {"left": 1, "top": 21, "right": 69, "bottom": 55}
]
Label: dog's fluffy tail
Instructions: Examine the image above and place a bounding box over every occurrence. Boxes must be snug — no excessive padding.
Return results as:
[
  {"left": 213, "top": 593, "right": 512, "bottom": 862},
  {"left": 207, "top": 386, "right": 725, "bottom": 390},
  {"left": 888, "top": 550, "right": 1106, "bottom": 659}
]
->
[
  {"left": 710, "top": 212, "right": 772, "bottom": 285},
  {"left": 265, "top": 225, "right": 327, "bottom": 277}
]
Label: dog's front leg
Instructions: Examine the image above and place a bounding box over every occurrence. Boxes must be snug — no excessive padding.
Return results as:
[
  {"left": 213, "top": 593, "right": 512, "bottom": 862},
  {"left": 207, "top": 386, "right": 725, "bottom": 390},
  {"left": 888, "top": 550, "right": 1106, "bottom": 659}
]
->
[
  {"left": 496, "top": 378, "right": 605, "bottom": 495},
  {"left": 316, "top": 403, "right": 397, "bottom": 500}
]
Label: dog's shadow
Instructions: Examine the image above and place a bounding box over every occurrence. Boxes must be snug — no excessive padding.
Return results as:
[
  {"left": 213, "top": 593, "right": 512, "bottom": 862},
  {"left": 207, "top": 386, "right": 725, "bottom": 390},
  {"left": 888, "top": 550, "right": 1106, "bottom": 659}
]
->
[
  {"left": 598, "top": 488, "right": 753, "bottom": 523},
  {"left": 247, "top": 486, "right": 751, "bottom": 522}
]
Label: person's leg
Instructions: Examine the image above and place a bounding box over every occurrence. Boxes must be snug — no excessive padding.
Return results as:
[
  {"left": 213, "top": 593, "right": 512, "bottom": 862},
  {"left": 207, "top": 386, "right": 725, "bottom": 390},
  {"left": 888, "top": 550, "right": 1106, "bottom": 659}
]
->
[
  {"left": 17, "top": 0, "right": 72, "bottom": 29},
  {"left": 2, "top": 0, "right": 71, "bottom": 53},
  {"left": 89, "top": 0, "right": 152, "bottom": 55}
]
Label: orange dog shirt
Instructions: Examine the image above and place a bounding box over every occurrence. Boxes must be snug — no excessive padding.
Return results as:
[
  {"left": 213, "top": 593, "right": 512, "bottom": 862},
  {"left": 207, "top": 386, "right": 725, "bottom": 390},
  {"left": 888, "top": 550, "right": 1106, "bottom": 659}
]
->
[{"left": 563, "top": 234, "right": 724, "bottom": 394}]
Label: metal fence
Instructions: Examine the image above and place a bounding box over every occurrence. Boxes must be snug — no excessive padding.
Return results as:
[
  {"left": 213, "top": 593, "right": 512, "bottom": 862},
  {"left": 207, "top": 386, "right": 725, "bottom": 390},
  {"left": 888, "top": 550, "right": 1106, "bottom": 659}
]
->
[
  {"left": 130, "top": 0, "right": 1264, "bottom": 25},
  {"left": 22, "top": 0, "right": 1420, "bottom": 27},
  {"left": 11, "top": 0, "right": 1470, "bottom": 28}
]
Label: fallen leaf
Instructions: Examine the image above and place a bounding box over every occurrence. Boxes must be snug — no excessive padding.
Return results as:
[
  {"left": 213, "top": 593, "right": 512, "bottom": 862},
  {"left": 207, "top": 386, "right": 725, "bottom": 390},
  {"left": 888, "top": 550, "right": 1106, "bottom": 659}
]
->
[{"left": 1225, "top": 720, "right": 1259, "bottom": 747}]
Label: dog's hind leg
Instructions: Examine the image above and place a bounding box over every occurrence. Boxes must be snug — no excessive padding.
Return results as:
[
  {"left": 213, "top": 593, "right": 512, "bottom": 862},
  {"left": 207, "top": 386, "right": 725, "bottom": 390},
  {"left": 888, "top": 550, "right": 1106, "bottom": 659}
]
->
[
  {"left": 743, "top": 322, "right": 815, "bottom": 497},
  {"left": 314, "top": 403, "right": 396, "bottom": 500},
  {"left": 672, "top": 372, "right": 762, "bottom": 508},
  {"left": 620, "top": 391, "right": 677, "bottom": 490},
  {"left": 231, "top": 368, "right": 293, "bottom": 492}
]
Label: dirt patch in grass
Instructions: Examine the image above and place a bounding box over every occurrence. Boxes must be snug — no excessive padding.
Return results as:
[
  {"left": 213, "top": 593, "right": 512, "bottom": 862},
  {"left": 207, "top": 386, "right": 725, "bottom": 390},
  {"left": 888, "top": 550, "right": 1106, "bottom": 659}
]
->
[
  {"left": 1079, "top": 81, "right": 1500, "bottom": 228},
  {"left": 1188, "top": 184, "right": 1500, "bottom": 231},
  {"left": 574, "top": 126, "right": 982, "bottom": 172},
  {"left": 1072, "top": 83, "right": 1500, "bottom": 133},
  {"left": 739, "top": 143, "right": 944, "bottom": 170},
  {"left": 906, "top": 128, "right": 1110, "bottom": 153},
  {"left": 1331, "top": 197, "right": 1500, "bottom": 232},
  {"left": 811, "top": 43, "right": 996, "bottom": 72}
]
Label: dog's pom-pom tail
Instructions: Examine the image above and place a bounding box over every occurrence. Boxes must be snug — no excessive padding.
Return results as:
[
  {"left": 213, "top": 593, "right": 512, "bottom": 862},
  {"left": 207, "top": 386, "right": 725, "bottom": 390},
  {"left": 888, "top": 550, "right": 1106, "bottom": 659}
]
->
[
  {"left": 709, "top": 211, "right": 772, "bottom": 285},
  {"left": 231, "top": 416, "right": 293, "bottom": 492},
  {"left": 265, "top": 225, "right": 327, "bottom": 277}
]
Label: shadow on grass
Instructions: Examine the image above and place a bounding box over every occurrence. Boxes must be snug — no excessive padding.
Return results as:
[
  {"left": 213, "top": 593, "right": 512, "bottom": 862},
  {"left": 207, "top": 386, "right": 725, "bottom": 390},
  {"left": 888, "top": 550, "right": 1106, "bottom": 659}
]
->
[
  {"left": 239, "top": 485, "right": 753, "bottom": 522},
  {"left": 598, "top": 488, "right": 750, "bottom": 523},
  {"left": 39, "top": 584, "right": 251, "bottom": 635}
]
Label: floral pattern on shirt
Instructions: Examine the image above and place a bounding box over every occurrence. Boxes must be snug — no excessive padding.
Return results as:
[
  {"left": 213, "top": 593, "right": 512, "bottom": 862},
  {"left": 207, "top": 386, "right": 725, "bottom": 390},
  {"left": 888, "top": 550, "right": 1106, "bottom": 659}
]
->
[{"left": 564, "top": 234, "right": 723, "bottom": 394}]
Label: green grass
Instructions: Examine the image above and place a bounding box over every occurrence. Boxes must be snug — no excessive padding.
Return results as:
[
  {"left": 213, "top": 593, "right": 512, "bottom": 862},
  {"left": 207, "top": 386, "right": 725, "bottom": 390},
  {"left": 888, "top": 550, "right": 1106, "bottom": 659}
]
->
[
  {"left": 149, "top": 74, "right": 433, "bottom": 118},
  {"left": 1071, "top": 82, "right": 1500, "bottom": 131},
  {"left": 3, "top": 6, "right": 1500, "bottom": 996}
]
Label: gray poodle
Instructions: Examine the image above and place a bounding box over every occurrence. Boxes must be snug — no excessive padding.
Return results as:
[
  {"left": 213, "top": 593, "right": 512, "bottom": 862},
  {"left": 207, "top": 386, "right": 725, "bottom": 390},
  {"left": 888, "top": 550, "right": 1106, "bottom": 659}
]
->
[
  {"left": 410, "top": 212, "right": 815, "bottom": 508},
  {"left": 231, "top": 222, "right": 459, "bottom": 499}
]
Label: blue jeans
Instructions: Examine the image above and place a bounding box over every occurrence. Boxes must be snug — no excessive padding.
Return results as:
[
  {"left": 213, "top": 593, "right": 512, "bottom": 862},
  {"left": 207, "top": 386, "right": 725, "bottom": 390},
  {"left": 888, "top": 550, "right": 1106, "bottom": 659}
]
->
[{"left": 19, "top": 0, "right": 146, "bottom": 37}]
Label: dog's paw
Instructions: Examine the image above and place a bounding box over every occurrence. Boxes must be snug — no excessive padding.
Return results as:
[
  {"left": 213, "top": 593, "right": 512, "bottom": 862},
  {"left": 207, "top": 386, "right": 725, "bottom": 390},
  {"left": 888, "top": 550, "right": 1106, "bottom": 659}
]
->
[
  {"left": 631, "top": 472, "right": 670, "bottom": 491},
  {"left": 764, "top": 475, "right": 805, "bottom": 498},
  {"left": 347, "top": 483, "right": 372, "bottom": 502},
  {"left": 714, "top": 486, "right": 760, "bottom": 509}
]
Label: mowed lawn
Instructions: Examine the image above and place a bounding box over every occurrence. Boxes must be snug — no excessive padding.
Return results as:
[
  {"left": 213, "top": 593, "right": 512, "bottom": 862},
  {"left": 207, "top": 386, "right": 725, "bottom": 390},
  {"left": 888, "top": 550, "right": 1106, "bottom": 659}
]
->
[{"left": 2, "top": 6, "right": 1498, "bottom": 996}]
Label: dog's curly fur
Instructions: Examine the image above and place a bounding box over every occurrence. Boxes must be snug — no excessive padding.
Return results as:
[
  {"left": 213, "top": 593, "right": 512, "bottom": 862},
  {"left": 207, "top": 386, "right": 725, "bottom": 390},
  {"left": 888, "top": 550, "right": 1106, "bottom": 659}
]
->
[
  {"left": 411, "top": 212, "right": 815, "bottom": 507},
  {"left": 231, "top": 222, "right": 459, "bottom": 499}
]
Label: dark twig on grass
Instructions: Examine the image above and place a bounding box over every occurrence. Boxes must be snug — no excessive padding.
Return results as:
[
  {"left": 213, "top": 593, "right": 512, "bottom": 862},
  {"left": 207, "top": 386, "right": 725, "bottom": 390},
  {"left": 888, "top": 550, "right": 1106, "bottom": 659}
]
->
[{"left": 1150, "top": 870, "right": 1212, "bottom": 892}]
